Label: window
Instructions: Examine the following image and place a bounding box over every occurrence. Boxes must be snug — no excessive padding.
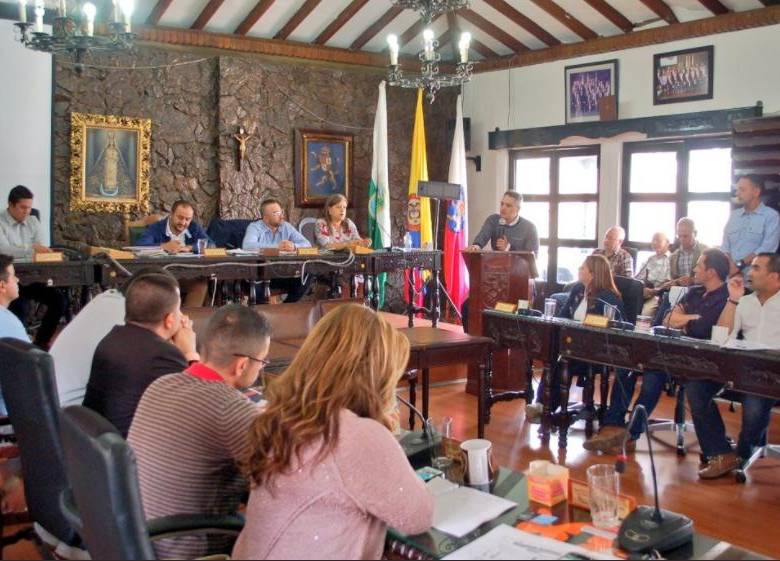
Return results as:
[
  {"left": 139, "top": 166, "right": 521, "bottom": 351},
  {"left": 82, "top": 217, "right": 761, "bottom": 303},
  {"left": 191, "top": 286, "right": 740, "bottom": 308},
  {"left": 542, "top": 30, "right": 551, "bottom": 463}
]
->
[
  {"left": 622, "top": 139, "right": 732, "bottom": 257},
  {"left": 510, "top": 147, "right": 600, "bottom": 285}
]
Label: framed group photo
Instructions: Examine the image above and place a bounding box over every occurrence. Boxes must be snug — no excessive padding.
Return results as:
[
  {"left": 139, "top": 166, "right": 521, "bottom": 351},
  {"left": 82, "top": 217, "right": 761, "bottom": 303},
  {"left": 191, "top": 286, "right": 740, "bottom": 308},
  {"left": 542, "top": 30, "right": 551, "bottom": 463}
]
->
[
  {"left": 654, "top": 46, "right": 714, "bottom": 105},
  {"left": 294, "top": 129, "right": 353, "bottom": 208},
  {"left": 564, "top": 59, "right": 619, "bottom": 124}
]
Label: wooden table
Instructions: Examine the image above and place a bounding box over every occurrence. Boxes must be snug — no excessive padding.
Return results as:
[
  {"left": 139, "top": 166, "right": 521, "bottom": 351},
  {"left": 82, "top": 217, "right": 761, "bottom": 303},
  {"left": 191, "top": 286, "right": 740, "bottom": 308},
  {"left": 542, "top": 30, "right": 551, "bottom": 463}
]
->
[{"left": 15, "top": 260, "right": 95, "bottom": 288}]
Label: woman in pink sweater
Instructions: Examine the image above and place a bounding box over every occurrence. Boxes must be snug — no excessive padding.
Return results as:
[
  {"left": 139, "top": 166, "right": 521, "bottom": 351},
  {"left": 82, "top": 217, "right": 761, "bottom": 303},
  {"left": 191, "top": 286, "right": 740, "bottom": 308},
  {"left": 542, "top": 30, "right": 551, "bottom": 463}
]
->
[{"left": 233, "top": 304, "right": 434, "bottom": 560}]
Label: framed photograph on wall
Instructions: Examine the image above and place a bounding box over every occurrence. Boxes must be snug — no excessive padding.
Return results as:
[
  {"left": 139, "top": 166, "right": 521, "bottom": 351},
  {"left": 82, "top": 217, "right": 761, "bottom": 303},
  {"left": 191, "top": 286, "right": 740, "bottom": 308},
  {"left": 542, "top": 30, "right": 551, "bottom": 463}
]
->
[
  {"left": 564, "top": 59, "right": 619, "bottom": 124},
  {"left": 294, "top": 129, "right": 353, "bottom": 208},
  {"left": 69, "top": 112, "right": 151, "bottom": 215},
  {"left": 654, "top": 46, "right": 714, "bottom": 105}
]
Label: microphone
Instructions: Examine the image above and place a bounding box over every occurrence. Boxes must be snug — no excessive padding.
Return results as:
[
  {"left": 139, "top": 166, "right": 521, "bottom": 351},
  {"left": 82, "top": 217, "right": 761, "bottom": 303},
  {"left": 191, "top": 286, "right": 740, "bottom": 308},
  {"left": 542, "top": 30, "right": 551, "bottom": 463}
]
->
[
  {"left": 95, "top": 252, "right": 133, "bottom": 278},
  {"left": 615, "top": 405, "right": 694, "bottom": 553},
  {"left": 395, "top": 394, "right": 440, "bottom": 469},
  {"left": 396, "top": 394, "right": 432, "bottom": 440}
]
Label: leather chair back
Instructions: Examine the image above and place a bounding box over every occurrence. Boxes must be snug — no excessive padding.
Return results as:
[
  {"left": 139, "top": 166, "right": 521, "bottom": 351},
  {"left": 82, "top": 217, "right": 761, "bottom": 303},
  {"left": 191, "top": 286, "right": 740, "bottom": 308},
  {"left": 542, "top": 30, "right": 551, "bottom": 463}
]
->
[
  {"left": 206, "top": 218, "right": 253, "bottom": 249},
  {"left": 298, "top": 217, "right": 318, "bottom": 247},
  {"left": 59, "top": 406, "right": 156, "bottom": 561},
  {"left": 0, "top": 338, "right": 80, "bottom": 547},
  {"left": 614, "top": 275, "right": 645, "bottom": 325}
]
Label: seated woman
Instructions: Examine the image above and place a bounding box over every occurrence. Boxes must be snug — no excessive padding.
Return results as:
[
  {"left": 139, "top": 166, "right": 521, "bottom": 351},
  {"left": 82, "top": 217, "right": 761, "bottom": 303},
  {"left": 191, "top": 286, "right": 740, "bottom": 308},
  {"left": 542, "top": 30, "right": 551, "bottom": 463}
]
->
[
  {"left": 526, "top": 255, "right": 626, "bottom": 422},
  {"left": 233, "top": 304, "right": 433, "bottom": 561},
  {"left": 635, "top": 232, "right": 671, "bottom": 318},
  {"left": 315, "top": 194, "right": 371, "bottom": 250}
]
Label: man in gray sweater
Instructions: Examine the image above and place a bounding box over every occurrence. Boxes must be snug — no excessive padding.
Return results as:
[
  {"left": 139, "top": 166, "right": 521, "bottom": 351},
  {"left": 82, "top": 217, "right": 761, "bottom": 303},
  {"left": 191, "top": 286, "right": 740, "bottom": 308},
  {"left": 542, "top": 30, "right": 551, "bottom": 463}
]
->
[{"left": 462, "top": 191, "right": 540, "bottom": 331}]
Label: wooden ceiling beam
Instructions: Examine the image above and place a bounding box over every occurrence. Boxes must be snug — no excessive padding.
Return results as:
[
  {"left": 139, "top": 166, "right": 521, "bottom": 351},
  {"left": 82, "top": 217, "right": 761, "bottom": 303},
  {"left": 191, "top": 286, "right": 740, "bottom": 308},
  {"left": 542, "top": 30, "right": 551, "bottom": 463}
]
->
[
  {"left": 640, "top": 0, "right": 679, "bottom": 24},
  {"left": 583, "top": 0, "right": 634, "bottom": 33},
  {"left": 458, "top": 9, "right": 530, "bottom": 52},
  {"left": 482, "top": 0, "right": 561, "bottom": 47},
  {"left": 235, "top": 0, "right": 276, "bottom": 36},
  {"left": 146, "top": 0, "right": 174, "bottom": 26},
  {"left": 191, "top": 0, "right": 225, "bottom": 30},
  {"left": 530, "top": 0, "right": 599, "bottom": 41},
  {"left": 275, "top": 0, "right": 321, "bottom": 40},
  {"left": 697, "top": 0, "right": 731, "bottom": 16},
  {"left": 476, "top": 6, "right": 780, "bottom": 72},
  {"left": 314, "top": 0, "right": 370, "bottom": 45},
  {"left": 446, "top": 12, "right": 461, "bottom": 61},
  {"left": 398, "top": 13, "right": 444, "bottom": 48},
  {"left": 470, "top": 37, "right": 498, "bottom": 60},
  {"left": 350, "top": 6, "right": 403, "bottom": 50}
]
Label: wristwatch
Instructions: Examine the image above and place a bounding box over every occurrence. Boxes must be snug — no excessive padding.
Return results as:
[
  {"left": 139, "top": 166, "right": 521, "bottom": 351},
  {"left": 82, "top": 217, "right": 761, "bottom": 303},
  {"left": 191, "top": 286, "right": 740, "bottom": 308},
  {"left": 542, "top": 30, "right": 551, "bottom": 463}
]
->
[{"left": 729, "top": 299, "right": 740, "bottom": 307}]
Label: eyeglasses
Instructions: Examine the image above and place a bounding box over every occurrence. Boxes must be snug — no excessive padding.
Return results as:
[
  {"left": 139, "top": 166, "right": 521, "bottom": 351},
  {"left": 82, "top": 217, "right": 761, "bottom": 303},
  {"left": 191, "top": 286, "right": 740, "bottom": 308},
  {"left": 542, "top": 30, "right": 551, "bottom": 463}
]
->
[{"left": 234, "top": 354, "right": 270, "bottom": 369}]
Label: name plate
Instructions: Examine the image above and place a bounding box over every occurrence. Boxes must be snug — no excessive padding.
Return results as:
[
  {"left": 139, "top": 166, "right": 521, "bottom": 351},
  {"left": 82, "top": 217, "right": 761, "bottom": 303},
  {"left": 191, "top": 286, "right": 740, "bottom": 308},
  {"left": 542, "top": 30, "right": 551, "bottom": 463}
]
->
[
  {"left": 353, "top": 245, "right": 374, "bottom": 255},
  {"left": 33, "top": 252, "right": 64, "bottom": 263},
  {"left": 583, "top": 314, "right": 610, "bottom": 329},
  {"left": 297, "top": 248, "right": 319, "bottom": 256},
  {"left": 262, "top": 249, "right": 280, "bottom": 257},
  {"left": 494, "top": 302, "right": 518, "bottom": 314},
  {"left": 88, "top": 246, "right": 134, "bottom": 260},
  {"left": 204, "top": 248, "right": 228, "bottom": 257}
]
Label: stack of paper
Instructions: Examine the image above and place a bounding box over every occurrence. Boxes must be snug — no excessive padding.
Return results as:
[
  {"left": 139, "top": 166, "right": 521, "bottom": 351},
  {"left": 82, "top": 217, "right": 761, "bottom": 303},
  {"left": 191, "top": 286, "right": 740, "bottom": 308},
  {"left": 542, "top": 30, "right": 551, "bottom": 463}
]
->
[{"left": 427, "top": 478, "right": 517, "bottom": 539}]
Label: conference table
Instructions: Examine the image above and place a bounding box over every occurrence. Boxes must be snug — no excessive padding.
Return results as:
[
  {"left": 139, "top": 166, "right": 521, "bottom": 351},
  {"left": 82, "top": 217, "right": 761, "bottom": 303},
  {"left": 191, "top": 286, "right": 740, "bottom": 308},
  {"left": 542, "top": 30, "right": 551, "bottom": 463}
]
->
[{"left": 479, "top": 310, "right": 780, "bottom": 446}]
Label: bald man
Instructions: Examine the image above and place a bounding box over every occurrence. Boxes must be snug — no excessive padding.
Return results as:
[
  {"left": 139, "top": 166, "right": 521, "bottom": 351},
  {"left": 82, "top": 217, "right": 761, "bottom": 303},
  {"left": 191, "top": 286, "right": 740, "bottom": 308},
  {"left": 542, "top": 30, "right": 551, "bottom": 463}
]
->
[{"left": 593, "top": 226, "right": 634, "bottom": 278}]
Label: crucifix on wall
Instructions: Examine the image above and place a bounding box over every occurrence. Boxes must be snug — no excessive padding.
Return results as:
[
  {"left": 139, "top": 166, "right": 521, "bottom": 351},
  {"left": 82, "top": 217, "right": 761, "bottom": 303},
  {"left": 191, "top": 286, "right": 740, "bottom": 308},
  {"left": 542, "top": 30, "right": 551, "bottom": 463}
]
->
[{"left": 233, "top": 126, "right": 252, "bottom": 171}]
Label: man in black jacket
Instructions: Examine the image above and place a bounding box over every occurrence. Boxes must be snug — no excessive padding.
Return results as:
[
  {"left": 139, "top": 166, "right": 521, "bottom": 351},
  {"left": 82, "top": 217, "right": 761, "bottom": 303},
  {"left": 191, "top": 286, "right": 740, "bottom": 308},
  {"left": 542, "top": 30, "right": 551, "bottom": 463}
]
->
[{"left": 83, "top": 272, "right": 200, "bottom": 437}]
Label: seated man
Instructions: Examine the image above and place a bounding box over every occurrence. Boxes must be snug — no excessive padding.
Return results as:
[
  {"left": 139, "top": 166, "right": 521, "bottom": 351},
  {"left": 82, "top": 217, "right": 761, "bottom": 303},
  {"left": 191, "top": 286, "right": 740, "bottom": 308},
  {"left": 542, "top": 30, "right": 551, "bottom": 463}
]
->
[
  {"left": 0, "top": 186, "right": 66, "bottom": 349},
  {"left": 635, "top": 232, "right": 671, "bottom": 317},
  {"left": 593, "top": 226, "right": 634, "bottom": 278},
  {"left": 82, "top": 272, "right": 199, "bottom": 438},
  {"left": 688, "top": 253, "right": 780, "bottom": 480},
  {"left": 242, "top": 198, "right": 311, "bottom": 303},
  {"left": 129, "top": 305, "right": 271, "bottom": 559},
  {"left": 136, "top": 200, "right": 210, "bottom": 307},
  {"left": 666, "top": 218, "right": 707, "bottom": 288},
  {"left": 463, "top": 191, "right": 539, "bottom": 331},
  {"left": 0, "top": 254, "right": 29, "bottom": 415},
  {"left": 584, "top": 249, "right": 731, "bottom": 455}
]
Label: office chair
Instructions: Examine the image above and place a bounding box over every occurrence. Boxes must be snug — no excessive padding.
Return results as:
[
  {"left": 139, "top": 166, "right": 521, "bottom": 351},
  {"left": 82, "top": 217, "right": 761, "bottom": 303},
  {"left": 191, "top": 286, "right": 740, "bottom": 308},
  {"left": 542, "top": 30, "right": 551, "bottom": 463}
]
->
[
  {"left": 59, "top": 406, "right": 245, "bottom": 560},
  {"left": 0, "top": 339, "right": 87, "bottom": 559}
]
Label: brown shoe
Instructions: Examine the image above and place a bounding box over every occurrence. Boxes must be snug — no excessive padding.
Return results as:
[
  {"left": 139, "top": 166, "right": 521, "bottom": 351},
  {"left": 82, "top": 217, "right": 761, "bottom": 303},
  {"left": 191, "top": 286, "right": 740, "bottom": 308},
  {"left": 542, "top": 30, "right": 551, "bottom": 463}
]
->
[
  {"left": 605, "top": 438, "right": 637, "bottom": 457},
  {"left": 698, "top": 452, "right": 740, "bottom": 480},
  {"left": 583, "top": 427, "right": 627, "bottom": 453}
]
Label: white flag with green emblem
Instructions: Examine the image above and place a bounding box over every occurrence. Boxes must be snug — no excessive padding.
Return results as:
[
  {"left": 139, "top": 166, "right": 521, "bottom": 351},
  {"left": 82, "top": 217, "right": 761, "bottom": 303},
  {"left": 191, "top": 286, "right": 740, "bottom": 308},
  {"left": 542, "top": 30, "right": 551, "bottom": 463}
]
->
[{"left": 368, "top": 81, "right": 391, "bottom": 306}]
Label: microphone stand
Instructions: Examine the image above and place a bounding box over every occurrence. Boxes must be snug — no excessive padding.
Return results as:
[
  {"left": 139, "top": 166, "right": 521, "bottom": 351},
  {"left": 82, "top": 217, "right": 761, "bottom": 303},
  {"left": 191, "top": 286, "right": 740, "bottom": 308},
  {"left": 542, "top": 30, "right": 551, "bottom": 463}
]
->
[{"left": 397, "top": 394, "right": 432, "bottom": 443}]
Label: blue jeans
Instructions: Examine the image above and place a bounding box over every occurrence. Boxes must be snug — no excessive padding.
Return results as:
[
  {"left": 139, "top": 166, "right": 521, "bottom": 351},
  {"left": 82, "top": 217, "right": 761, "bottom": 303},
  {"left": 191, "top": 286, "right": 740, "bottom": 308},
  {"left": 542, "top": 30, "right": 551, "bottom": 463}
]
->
[
  {"left": 603, "top": 370, "right": 668, "bottom": 440},
  {"left": 687, "top": 380, "right": 776, "bottom": 460}
]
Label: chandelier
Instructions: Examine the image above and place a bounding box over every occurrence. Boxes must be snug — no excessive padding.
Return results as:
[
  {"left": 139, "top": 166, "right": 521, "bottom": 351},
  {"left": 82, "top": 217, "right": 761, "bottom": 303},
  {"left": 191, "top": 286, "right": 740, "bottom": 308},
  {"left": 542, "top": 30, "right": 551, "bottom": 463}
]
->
[
  {"left": 391, "top": 0, "right": 471, "bottom": 24},
  {"left": 12, "top": 0, "right": 136, "bottom": 63}
]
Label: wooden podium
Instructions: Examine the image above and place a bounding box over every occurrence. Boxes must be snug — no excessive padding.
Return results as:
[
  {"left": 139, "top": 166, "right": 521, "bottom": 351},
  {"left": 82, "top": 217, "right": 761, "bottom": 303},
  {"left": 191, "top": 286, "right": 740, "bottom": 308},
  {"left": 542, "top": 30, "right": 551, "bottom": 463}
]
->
[{"left": 462, "top": 250, "right": 537, "bottom": 395}]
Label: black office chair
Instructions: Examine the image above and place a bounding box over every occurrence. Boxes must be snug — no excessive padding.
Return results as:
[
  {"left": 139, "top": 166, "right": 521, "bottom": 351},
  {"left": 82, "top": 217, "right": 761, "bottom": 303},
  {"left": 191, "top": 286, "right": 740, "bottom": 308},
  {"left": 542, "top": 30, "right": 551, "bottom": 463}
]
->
[
  {"left": 0, "top": 338, "right": 86, "bottom": 559},
  {"left": 59, "top": 406, "right": 245, "bottom": 560}
]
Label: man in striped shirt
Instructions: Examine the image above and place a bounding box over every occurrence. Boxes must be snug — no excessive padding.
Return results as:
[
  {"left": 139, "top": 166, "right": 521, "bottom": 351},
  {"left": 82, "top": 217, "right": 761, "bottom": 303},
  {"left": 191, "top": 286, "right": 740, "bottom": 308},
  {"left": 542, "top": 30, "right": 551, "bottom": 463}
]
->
[{"left": 128, "top": 305, "right": 272, "bottom": 559}]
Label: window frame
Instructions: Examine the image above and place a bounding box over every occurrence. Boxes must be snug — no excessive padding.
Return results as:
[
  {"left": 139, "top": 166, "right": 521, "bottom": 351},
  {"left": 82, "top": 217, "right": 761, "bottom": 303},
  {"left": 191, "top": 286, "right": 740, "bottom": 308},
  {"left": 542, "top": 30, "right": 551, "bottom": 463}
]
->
[
  {"left": 621, "top": 136, "right": 733, "bottom": 252},
  {"left": 509, "top": 145, "right": 601, "bottom": 287}
]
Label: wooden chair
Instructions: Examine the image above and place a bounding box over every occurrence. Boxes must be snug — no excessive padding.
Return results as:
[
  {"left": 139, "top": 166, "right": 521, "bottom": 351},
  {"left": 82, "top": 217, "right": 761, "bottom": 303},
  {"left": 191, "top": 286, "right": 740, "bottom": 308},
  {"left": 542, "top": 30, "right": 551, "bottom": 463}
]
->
[{"left": 123, "top": 214, "right": 163, "bottom": 245}]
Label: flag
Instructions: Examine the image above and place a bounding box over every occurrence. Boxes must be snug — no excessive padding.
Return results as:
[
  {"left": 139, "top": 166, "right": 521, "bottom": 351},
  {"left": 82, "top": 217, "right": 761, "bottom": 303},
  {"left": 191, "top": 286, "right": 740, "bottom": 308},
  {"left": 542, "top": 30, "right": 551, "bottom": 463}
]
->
[
  {"left": 368, "top": 81, "right": 392, "bottom": 307},
  {"left": 444, "top": 94, "right": 470, "bottom": 313},
  {"left": 406, "top": 89, "right": 433, "bottom": 308}
]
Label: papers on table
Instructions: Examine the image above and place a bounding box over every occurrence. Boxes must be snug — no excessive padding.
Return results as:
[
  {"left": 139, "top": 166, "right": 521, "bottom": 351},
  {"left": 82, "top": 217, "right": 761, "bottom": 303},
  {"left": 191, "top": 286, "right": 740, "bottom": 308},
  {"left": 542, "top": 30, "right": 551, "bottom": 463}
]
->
[
  {"left": 226, "top": 249, "right": 258, "bottom": 256},
  {"left": 427, "top": 478, "right": 517, "bottom": 539},
  {"left": 443, "top": 524, "right": 619, "bottom": 560},
  {"left": 721, "top": 339, "right": 774, "bottom": 351}
]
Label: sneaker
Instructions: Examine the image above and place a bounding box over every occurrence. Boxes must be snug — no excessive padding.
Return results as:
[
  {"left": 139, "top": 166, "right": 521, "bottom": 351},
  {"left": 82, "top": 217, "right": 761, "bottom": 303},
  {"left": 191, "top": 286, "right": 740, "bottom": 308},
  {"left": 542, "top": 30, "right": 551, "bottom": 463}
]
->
[
  {"left": 525, "top": 403, "right": 544, "bottom": 424},
  {"left": 583, "top": 427, "right": 628, "bottom": 453},
  {"left": 698, "top": 452, "right": 740, "bottom": 480}
]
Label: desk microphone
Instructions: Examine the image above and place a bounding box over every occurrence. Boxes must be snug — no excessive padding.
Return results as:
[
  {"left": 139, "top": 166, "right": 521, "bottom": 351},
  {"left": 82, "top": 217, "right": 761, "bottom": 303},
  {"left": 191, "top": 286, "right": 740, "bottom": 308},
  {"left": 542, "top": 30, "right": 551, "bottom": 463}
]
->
[
  {"left": 396, "top": 394, "right": 440, "bottom": 469},
  {"left": 615, "top": 405, "right": 693, "bottom": 554},
  {"left": 396, "top": 394, "right": 432, "bottom": 440}
]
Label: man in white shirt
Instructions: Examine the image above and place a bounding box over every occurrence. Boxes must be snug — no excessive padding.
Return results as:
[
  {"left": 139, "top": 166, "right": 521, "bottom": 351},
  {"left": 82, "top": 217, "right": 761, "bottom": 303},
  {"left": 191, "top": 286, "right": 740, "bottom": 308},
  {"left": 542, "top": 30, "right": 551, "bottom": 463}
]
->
[{"left": 688, "top": 252, "right": 780, "bottom": 479}]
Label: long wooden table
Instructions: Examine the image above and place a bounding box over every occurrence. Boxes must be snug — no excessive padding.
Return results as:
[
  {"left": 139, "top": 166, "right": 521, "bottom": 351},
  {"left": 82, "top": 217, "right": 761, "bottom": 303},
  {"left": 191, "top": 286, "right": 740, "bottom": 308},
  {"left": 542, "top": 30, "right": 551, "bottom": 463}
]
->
[{"left": 480, "top": 310, "right": 780, "bottom": 446}]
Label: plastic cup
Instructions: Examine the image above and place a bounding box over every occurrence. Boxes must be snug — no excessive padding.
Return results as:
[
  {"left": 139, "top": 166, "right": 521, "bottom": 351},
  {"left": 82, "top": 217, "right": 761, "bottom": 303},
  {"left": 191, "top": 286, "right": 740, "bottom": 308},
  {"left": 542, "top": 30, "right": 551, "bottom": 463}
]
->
[{"left": 587, "top": 464, "right": 620, "bottom": 529}]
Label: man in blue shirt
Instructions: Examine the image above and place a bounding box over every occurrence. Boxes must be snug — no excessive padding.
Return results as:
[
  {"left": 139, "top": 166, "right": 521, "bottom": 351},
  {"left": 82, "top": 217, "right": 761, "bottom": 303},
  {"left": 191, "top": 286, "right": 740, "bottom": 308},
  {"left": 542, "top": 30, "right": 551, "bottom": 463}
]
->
[
  {"left": 243, "top": 199, "right": 311, "bottom": 303},
  {"left": 0, "top": 254, "right": 31, "bottom": 416},
  {"left": 722, "top": 175, "right": 780, "bottom": 276}
]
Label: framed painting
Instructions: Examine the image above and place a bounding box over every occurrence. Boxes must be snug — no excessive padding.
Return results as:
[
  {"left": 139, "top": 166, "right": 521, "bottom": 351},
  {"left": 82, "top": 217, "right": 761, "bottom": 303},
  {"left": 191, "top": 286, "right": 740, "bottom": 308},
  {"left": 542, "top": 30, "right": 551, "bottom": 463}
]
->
[
  {"left": 295, "top": 129, "right": 353, "bottom": 208},
  {"left": 565, "top": 59, "right": 619, "bottom": 124},
  {"left": 654, "top": 46, "right": 714, "bottom": 105},
  {"left": 70, "top": 112, "right": 151, "bottom": 214}
]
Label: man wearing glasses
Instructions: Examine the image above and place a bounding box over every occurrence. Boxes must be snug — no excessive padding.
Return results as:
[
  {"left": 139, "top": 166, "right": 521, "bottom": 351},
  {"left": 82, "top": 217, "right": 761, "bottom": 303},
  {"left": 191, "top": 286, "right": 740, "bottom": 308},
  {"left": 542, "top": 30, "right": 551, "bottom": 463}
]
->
[
  {"left": 243, "top": 198, "right": 312, "bottom": 303},
  {"left": 129, "top": 305, "right": 272, "bottom": 559}
]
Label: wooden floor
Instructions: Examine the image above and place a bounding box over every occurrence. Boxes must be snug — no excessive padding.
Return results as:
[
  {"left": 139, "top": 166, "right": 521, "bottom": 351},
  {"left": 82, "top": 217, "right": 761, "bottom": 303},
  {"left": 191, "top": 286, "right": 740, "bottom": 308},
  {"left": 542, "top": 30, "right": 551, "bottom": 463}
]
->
[{"left": 4, "top": 380, "right": 779, "bottom": 559}]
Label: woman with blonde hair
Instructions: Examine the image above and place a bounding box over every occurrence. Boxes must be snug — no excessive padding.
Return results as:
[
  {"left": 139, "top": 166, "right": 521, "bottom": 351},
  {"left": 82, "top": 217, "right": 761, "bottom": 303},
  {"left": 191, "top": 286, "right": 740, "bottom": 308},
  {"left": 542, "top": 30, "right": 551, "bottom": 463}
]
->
[
  {"left": 315, "top": 194, "right": 371, "bottom": 250},
  {"left": 233, "top": 304, "right": 433, "bottom": 561}
]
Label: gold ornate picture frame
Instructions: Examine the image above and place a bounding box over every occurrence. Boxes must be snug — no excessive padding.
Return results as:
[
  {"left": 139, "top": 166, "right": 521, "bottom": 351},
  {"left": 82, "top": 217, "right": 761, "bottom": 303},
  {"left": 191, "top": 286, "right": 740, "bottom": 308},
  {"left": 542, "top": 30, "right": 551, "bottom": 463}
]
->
[
  {"left": 70, "top": 112, "right": 151, "bottom": 214},
  {"left": 294, "top": 129, "right": 353, "bottom": 208}
]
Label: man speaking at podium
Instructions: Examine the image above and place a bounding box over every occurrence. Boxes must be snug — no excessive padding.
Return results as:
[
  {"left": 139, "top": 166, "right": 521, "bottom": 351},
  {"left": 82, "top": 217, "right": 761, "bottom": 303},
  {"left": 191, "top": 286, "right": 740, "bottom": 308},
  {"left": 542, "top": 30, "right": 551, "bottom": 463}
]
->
[{"left": 462, "top": 191, "right": 539, "bottom": 332}]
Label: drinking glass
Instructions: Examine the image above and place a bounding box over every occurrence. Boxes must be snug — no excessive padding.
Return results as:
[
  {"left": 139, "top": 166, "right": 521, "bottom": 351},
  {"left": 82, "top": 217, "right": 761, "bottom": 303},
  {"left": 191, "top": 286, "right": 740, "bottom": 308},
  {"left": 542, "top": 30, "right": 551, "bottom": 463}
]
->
[
  {"left": 196, "top": 239, "right": 208, "bottom": 255},
  {"left": 587, "top": 464, "right": 620, "bottom": 529},
  {"left": 429, "top": 416, "right": 454, "bottom": 471},
  {"left": 604, "top": 304, "right": 617, "bottom": 322},
  {"left": 544, "top": 298, "right": 557, "bottom": 319}
]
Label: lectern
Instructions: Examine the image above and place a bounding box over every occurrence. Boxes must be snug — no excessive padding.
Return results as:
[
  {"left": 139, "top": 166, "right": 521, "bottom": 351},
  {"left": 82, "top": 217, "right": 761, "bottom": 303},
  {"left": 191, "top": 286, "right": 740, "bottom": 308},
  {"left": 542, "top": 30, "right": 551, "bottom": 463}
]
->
[{"left": 461, "top": 250, "right": 537, "bottom": 395}]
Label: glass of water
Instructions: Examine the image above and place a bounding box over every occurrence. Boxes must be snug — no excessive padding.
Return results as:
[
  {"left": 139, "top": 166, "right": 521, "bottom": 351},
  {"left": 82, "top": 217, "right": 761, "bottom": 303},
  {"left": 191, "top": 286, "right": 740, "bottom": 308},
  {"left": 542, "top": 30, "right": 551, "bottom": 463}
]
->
[
  {"left": 429, "top": 417, "right": 454, "bottom": 471},
  {"left": 587, "top": 464, "right": 621, "bottom": 529},
  {"left": 544, "top": 298, "right": 557, "bottom": 319},
  {"left": 196, "top": 239, "right": 208, "bottom": 255},
  {"left": 604, "top": 304, "right": 617, "bottom": 322}
]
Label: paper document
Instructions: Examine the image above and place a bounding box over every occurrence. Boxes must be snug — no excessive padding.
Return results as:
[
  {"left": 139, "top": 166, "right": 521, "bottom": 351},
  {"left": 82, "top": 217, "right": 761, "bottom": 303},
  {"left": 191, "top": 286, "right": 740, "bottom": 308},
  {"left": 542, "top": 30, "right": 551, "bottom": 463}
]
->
[
  {"left": 443, "top": 524, "right": 619, "bottom": 560},
  {"left": 427, "top": 479, "right": 517, "bottom": 538},
  {"left": 722, "top": 339, "right": 774, "bottom": 351},
  {"left": 227, "top": 249, "right": 258, "bottom": 256}
]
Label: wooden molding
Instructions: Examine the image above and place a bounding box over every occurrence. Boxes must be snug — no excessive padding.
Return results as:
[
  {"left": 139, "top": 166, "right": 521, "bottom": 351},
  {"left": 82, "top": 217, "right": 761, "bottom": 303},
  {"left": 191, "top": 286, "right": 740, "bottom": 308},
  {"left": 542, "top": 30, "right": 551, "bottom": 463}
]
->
[
  {"left": 350, "top": 6, "right": 403, "bottom": 50},
  {"left": 146, "top": 0, "right": 174, "bottom": 26},
  {"left": 476, "top": 6, "right": 780, "bottom": 73},
  {"left": 697, "top": 0, "right": 730, "bottom": 16},
  {"left": 482, "top": 0, "right": 561, "bottom": 47},
  {"left": 458, "top": 9, "right": 529, "bottom": 52},
  {"left": 275, "top": 0, "right": 321, "bottom": 41},
  {"left": 531, "top": 0, "right": 598, "bottom": 41},
  {"left": 314, "top": 0, "right": 370, "bottom": 45},
  {"left": 640, "top": 0, "right": 679, "bottom": 25},
  {"left": 191, "top": 0, "right": 225, "bottom": 31},
  {"left": 583, "top": 0, "right": 634, "bottom": 33},
  {"left": 235, "top": 0, "right": 276, "bottom": 36}
]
